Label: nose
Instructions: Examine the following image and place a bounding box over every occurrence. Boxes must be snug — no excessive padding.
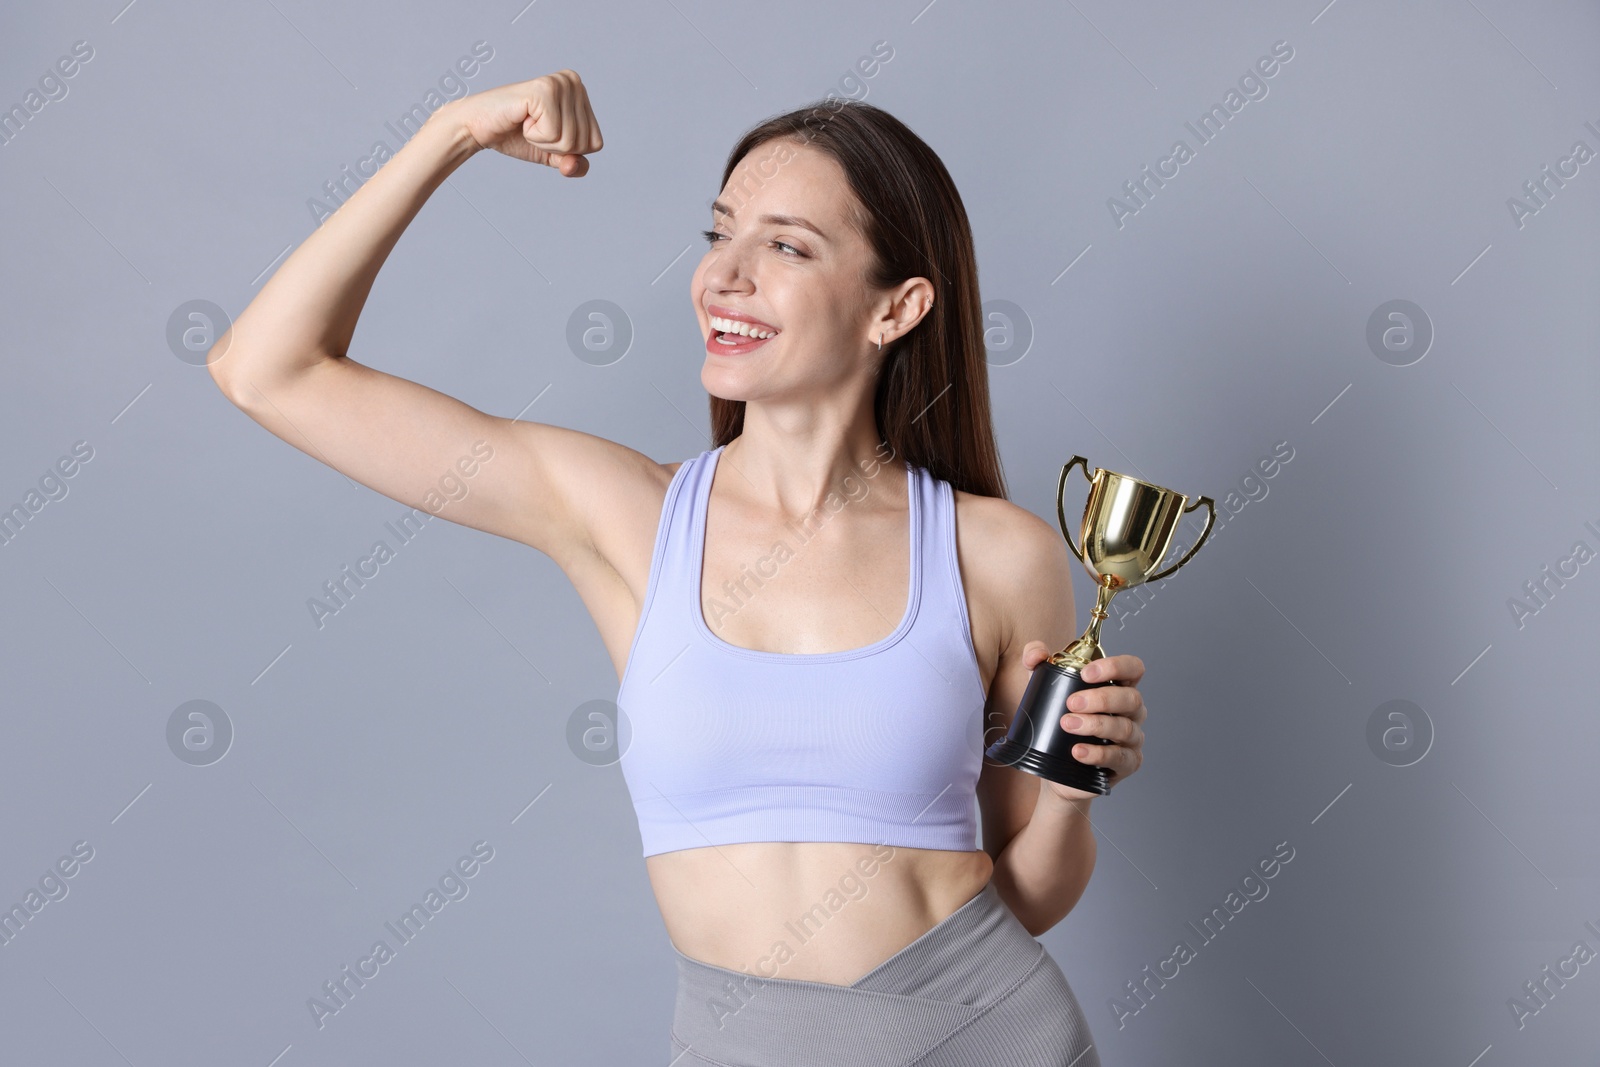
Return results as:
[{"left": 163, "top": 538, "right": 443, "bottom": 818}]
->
[{"left": 700, "top": 235, "right": 755, "bottom": 295}]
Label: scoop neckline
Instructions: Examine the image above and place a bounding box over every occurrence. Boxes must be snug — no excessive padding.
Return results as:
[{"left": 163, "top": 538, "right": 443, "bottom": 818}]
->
[{"left": 690, "top": 444, "right": 921, "bottom": 662}]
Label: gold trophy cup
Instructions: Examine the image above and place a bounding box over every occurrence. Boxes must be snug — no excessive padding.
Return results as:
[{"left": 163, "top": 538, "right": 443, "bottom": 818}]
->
[{"left": 984, "top": 457, "right": 1215, "bottom": 795}]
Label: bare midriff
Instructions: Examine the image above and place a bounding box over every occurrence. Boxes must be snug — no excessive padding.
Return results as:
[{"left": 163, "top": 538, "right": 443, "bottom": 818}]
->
[{"left": 646, "top": 840, "right": 996, "bottom": 986}]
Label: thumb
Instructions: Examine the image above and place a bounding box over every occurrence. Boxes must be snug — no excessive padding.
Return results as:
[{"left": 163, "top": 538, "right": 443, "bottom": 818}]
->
[{"left": 556, "top": 152, "right": 590, "bottom": 177}]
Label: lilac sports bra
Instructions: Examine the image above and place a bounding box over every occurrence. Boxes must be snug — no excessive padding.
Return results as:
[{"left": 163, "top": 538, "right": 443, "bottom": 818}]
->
[{"left": 616, "top": 444, "right": 988, "bottom": 858}]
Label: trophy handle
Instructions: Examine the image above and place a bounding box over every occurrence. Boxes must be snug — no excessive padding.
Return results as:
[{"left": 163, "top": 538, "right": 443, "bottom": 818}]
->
[
  {"left": 1055, "top": 457, "right": 1094, "bottom": 570},
  {"left": 1145, "top": 495, "right": 1216, "bottom": 583}
]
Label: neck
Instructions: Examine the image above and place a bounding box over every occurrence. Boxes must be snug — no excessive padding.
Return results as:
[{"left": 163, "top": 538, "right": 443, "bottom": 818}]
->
[{"left": 720, "top": 403, "right": 902, "bottom": 518}]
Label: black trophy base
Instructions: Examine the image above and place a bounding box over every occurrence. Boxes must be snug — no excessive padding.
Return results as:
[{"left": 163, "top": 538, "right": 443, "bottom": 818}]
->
[{"left": 984, "top": 658, "right": 1114, "bottom": 796}]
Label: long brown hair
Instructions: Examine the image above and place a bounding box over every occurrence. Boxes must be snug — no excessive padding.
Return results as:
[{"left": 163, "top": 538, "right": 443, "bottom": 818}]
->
[{"left": 707, "top": 99, "right": 1007, "bottom": 500}]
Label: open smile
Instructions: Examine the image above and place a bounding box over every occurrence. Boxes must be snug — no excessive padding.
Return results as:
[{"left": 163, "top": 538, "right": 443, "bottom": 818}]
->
[{"left": 705, "top": 306, "right": 781, "bottom": 356}]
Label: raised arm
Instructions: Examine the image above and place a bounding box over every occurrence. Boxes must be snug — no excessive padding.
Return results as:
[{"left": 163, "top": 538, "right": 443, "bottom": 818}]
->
[{"left": 206, "top": 70, "right": 649, "bottom": 570}]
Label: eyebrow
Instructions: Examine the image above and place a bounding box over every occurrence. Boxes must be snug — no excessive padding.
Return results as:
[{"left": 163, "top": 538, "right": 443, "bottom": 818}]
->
[{"left": 711, "top": 200, "right": 830, "bottom": 242}]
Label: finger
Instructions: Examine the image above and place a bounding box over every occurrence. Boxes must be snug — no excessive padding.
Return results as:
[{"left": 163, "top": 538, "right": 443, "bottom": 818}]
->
[
  {"left": 1070, "top": 739, "right": 1139, "bottom": 777},
  {"left": 560, "top": 152, "right": 589, "bottom": 177},
  {"left": 1021, "top": 640, "right": 1052, "bottom": 669},
  {"left": 1066, "top": 684, "right": 1144, "bottom": 718},
  {"left": 569, "top": 74, "right": 599, "bottom": 153},
  {"left": 1061, "top": 710, "right": 1144, "bottom": 748},
  {"left": 1085, "top": 654, "right": 1145, "bottom": 686},
  {"left": 575, "top": 77, "right": 603, "bottom": 152},
  {"left": 523, "top": 85, "right": 555, "bottom": 148},
  {"left": 558, "top": 70, "right": 581, "bottom": 154},
  {"left": 526, "top": 76, "right": 567, "bottom": 152},
  {"left": 1068, "top": 738, "right": 1114, "bottom": 765}
]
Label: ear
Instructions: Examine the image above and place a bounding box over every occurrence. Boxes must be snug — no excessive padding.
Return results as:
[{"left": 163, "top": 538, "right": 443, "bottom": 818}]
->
[{"left": 871, "top": 277, "right": 936, "bottom": 349}]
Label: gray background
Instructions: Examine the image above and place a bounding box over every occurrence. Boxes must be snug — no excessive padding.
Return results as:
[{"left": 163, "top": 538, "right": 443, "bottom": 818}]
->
[{"left": 2, "top": 0, "right": 1596, "bottom": 1064}]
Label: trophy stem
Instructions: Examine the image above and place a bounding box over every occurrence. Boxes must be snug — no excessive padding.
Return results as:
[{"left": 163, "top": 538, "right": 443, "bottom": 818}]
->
[{"left": 1048, "top": 580, "right": 1118, "bottom": 672}]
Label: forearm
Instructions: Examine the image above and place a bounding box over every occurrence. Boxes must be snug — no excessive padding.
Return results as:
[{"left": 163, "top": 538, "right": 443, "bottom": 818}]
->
[
  {"left": 212, "top": 101, "right": 482, "bottom": 391},
  {"left": 990, "top": 788, "right": 1096, "bottom": 937}
]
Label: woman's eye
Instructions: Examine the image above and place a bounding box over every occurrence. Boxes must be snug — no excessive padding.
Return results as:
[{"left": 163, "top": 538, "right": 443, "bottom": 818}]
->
[{"left": 698, "top": 230, "right": 805, "bottom": 258}]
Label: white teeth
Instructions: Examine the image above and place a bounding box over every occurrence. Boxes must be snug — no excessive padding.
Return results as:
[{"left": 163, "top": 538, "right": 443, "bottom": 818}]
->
[{"left": 709, "top": 314, "right": 778, "bottom": 339}]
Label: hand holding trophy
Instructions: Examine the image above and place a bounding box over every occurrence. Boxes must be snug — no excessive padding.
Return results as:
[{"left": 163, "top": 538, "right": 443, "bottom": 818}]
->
[{"left": 985, "top": 457, "right": 1215, "bottom": 796}]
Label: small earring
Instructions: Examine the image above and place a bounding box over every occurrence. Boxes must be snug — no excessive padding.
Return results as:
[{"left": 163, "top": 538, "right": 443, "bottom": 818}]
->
[{"left": 877, "top": 332, "right": 883, "bottom": 351}]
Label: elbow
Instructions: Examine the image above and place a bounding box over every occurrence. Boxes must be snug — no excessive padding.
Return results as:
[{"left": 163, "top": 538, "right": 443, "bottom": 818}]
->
[
  {"left": 206, "top": 336, "right": 273, "bottom": 411},
  {"left": 1020, "top": 905, "right": 1065, "bottom": 938},
  {"left": 205, "top": 330, "right": 242, "bottom": 402},
  {"left": 994, "top": 880, "right": 1058, "bottom": 938},
  {"left": 1021, "top": 904, "right": 1069, "bottom": 939},
  {"left": 207, "top": 338, "right": 330, "bottom": 409}
]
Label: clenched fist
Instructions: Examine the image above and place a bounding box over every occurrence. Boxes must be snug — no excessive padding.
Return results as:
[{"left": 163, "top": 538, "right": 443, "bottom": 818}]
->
[{"left": 446, "top": 69, "right": 604, "bottom": 175}]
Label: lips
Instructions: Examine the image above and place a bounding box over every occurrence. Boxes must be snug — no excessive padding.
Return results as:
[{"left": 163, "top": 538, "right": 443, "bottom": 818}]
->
[
  {"left": 707, "top": 304, "right": 779, "bottom": 333},
  {"left": 705, "top": 328, "right": 776, "bottom": 356},
  {"left": 705, "top": 303, "right": 780, "bottom": 356}
]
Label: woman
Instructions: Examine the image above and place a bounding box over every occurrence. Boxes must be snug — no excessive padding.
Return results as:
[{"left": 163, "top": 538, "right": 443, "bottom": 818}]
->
[{"left": 208, "top": 69, "right": 1146, "bottom": 1066}]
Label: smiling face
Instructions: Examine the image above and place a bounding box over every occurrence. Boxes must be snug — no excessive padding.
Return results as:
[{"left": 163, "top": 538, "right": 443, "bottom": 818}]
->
[{"left": 691, "top": 138, "right": 894, "bottom": 405}]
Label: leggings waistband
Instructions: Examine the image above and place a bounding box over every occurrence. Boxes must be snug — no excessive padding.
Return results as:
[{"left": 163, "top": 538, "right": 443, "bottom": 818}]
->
[{"left": 669, "top": 880, "right": 1059, "bottom": 1064}]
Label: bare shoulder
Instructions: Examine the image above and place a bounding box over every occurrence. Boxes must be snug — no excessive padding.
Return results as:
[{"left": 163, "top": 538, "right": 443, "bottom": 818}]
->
[
  {"left": 951, "top": 488, "right": 1072, "bottom": 595},
  {"left": 950, "top": 488, "right": 1076, "bottom": 675}
]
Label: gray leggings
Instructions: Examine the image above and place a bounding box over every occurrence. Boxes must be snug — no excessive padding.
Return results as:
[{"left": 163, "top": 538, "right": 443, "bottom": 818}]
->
[{"left": 667, "top": 880, "right": 1101, "bottom": 1066}]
